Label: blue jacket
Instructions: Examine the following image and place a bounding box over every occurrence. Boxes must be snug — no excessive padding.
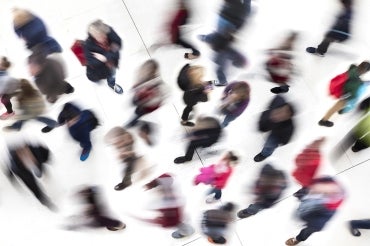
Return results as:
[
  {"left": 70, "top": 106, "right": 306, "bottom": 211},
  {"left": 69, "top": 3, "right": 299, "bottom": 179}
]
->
[{"left": 14, "top": 15, "right": 62, "bottom": 55}]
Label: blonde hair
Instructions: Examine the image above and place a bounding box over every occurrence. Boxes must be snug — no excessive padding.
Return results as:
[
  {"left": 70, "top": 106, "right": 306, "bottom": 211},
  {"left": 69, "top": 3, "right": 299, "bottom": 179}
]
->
[
  {"left": 88, "top": 19, "right": 110, "bottom": 36},
  {"left": 104, "top": 126, "right": 128, "bottom": 143},
  {"left": 12, "top": 8, "right": 34, "bottom": 28}
]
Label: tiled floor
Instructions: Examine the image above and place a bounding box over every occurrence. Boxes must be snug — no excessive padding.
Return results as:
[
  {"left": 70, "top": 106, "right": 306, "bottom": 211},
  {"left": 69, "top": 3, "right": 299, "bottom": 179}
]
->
[{"left": 0, "top": 0, "right": 369, "bottom": 245}]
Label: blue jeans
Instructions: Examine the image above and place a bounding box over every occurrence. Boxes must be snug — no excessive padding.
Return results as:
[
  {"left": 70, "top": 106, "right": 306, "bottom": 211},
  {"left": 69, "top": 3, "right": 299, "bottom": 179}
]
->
[
  {"left": 208, "top": 187, "right": 222, "bottom": 200},
  {"left": 221, "top": 114, "right": 237, "bottom": 128},
  {"left": 214, "top": 48, "right": 246, "bottom": 84},
  {"left": 106, "top": 69, "right": 116, "bottom": 88},
  {"left": 217, "top": 17, "right": 237, "bottom": 37},
  {"left": 261, "top": 134, "right": 280, "bottom": 157},
  {"left": 11, "top": 116, "right": 58, "bottom": 130}
]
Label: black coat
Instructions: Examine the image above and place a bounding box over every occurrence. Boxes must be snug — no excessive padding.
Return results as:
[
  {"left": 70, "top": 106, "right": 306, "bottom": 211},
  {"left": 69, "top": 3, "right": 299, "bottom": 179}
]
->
[
  {"left": 84, "top": 27, "right": 122, "bottom": 81},
  {"left": 258, "top": 95, "right": 295, "bottom": 145}
]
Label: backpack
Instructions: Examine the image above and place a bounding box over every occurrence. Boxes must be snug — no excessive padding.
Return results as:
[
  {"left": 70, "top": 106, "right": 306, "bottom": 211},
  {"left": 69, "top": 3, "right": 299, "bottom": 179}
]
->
[
  {"left": 71, "top": 40, "right": 86, "bottom": 66},
  {"left": 329, "top": 71, "right": 349, "bottom": 98}
]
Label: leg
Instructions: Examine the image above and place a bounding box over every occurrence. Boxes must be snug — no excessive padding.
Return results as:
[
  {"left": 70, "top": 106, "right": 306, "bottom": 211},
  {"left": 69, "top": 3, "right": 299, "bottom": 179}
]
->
[
  {"left": 4, "top": 120, "right": 25, "bottom": 131},
  {"left": 1, "top": 94, "right": 14, "bottom": 113},
  {"left": 35, "top": 116, "right": 58, "bottom": 128},
  {"left": 260, "top": 134, "right": 279, "bottom": 157},
  {"left": 350, "top": 219, "right": 370, "bottom": 236},
  {"left": 176, "top": 38, "right": 200, "bottom": 57},
  {"left": 226, "top": 47, "right": 246, "bottom": 68},
  {"left": 115, "top": 157, "right": 136, "bottom": 190},
  {"left": 319, "top": 100, "right": 346, "bottom": 126},
  {"left": 181, "top": 103, "right": 195, "bottom": 122},
  {"left": 216, "top": 17, "right": 237, "bottom": 36},
  {"left": 214, "top": 51, "right": 228, "bottom": 85},
  {"left": 295, "top": 226, "right": 321, "bottom": 242},
  {"left": 316, "top": 37, "right": 334, "bottom": 55},
  {"left": 107, "top": 69, "right": 123, "bottom": 94},
  {"left": 221, "top": 114, "right": 237, "bottom": 128},
  {"left": 126, "top": 107, "right": 145, "bottom": 128},
  {"left": 206, "top": 187, "right": 222, "bottom": 203}
]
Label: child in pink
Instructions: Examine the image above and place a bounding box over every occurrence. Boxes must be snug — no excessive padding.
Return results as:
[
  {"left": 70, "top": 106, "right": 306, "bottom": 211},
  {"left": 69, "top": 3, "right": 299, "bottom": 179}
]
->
[{"left": 194, "top": 151, "right": 238, "bottom": 203}]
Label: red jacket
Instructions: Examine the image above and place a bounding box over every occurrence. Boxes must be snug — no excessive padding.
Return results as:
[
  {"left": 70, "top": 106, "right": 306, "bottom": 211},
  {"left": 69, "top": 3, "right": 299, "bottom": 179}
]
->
[
  {"left": 212, "top": 164, "right": 233, "bottom": 190},
  {"left": 292, "top": 148, "right": 321, "bottom": 187}
]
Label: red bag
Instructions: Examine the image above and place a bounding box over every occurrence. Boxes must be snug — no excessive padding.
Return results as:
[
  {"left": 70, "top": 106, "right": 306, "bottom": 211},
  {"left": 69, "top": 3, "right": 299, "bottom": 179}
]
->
[
  {"left": 329, "top": 72, "right": 349, "bottom": 98},
  {"left": 71, "top": 40, "right": 86, "bottom": 66}
]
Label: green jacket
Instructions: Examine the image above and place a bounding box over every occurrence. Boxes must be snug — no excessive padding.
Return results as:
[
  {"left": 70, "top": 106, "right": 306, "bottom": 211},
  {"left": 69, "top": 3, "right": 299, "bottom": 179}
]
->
[{"left": 343, "top": 65, "right": 364, "bottom": 100}]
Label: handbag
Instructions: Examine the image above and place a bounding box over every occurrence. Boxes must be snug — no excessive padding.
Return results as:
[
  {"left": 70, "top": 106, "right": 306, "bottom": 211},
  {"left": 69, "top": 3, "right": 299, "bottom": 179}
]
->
[{"left": 71, "top": 40, "right": 86, "bottom": 66}]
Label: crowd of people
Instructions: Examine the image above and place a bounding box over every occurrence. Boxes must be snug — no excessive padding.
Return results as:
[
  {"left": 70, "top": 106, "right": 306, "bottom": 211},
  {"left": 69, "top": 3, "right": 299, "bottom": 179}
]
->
[{"left": 1, "top": 0, "right": 369, "bottom": 245}]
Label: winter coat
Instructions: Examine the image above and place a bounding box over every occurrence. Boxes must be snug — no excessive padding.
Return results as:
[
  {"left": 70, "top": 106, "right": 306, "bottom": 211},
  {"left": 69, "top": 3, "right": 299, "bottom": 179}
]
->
[
  {"left": 194, "top": 163, "right": 233, "bottom": 189},
  {"left": 265, "top": 53, "right": 293, "bottom": 84},
  {"left": 132, "top": 77, "right": 165, "bottom": 114},
  {"left": 84, "top": 27, "right": 122, "bottom": 81},
  {"left": 14, "top": 15, "right": 62, "bottom": 55},
  {"left": 0, "top": 71, "right": 19, "bottom": 95},
  {"left": 219, "top": 0, "right": 251, "bottom": 29},
  {"left": 34, "top": 58, "right": 68, "bottom": 97},
  {"left": 258, "top": 95, "right": 295, "bottom": 145},
  {"left": 292, "top": 148, "right": 321, "bottom": 187},
  {"left": 16, "top": 92, "right": 45, "bottom": 120}
]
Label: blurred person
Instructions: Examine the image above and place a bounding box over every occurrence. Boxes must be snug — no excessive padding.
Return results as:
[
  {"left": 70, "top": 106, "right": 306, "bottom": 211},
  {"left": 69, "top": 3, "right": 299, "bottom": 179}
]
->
[
  {"left": 4, "top": 141, "right": 55, "bottom": 210},
  {"left": 65, "top": 186, "right": 126, "bottom": 231},
  {"left": 254, "top": 95, "right": 296, "bottom": 162},
  {"left": 306, "top": 0, "right": 353, "bottom": 57},
  {"left": 199, "top": 0, "right": 251, "bottom": 86},
  {"left": 194, "top": 151, "right": 238, "bottom": 203},
  {"left": 0, "top": 56, "right": 20, "bottom": 120},
  {"left": 318, "top": 61, "right": 370, "bottom": 127},
  {"left": 349, "top": 219, "right": 370, "bottom": 237},
  {"left": 125, "top": 59, "right": 167, "bottom": 130},
  {"left": 215, "top": 0, "right": 251, "bottom": 36},
  {"left": 237, "top": 163, "right": 287, "bottom": 218},
  {"left": 177, "top": 64, "right": 212, "bottom": 126},
  {"left": 331, "top": 97, "right": 370, "bottom": 157},
  {"left": 104, "top": 127, "right": 139, "bottom": 191},
  {"left": 218, "top": 81, "right": 250, "bottom": 127},
  {"left": 265, "top": 32, "right": 298, "bottom": 94},
  {"left": 3, "top": 79, "right": 58, "bottom": 132},
  {"left": 201, "top": 202, "right": 235, "bottom": 244},
  {"left": 12, "top": 8, "right": 62, "bottom": 56},
  {"left": 84, "top": 19, "right": 123, "bottom": 94},
  {"left": 28, "top": 51, "right": 74, "bottom": 103},
  {"left": 292, "top": 137, "right": 326, "bottom": 200},
  {"left": 57, "top": 102, "right": 99, "bottom": 161},
  {"left": 135, "top": 173, "right": 195, "bottom": 239},
  {"left": 285, "top": 176, "right": 345, "bottom": 245},
  {"left": 174, "top": 116, "right": 222, "bottom": 164},
  {"left": 168, "top": 0, "right": 200, "bottom": 59}
]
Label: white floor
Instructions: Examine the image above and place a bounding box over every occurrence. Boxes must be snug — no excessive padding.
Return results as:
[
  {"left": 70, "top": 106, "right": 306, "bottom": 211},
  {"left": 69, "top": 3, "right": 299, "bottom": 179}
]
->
[{"left": 0, "top": 0, "right": 370, "bottom": 245}]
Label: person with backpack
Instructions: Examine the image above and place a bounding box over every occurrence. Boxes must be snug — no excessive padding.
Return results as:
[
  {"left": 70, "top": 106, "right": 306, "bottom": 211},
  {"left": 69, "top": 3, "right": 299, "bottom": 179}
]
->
[
  {"left": 318, "top": 61, "right": 370, "bottom": 127},
  {"left": 285, "top": 176, "right": 345, "bottom": 245},
  {"left": 201, "top": 202, "right": 235, "bottom": 244},
  {"left": 57, "top": 102, "right": 99, "bottom": 161}
]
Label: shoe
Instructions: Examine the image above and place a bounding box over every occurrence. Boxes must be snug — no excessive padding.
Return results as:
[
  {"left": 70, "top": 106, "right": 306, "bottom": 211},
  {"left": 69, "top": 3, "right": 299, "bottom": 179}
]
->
[
  {"left": 285, "top": 237, "right": 300, "bottom": 245},
  {"left": 181, "top": 120, "right": 195, "bottom": 127},
  {"left": 41, "top": 126, "right": 54, "bottom": 133},
  {"left": 206, "top": 197, "right": 218, "bottom": 204},
  {"left": 3, "top": 125, "right": 20, "bottom": 132},
  {"left": 351, "top": 145, "right": 362, "bottom": 153},
  {"left": 253, "top": 153, "right": 267, "bottom": 162},
  {"left": 65, "top": 84, "right": 75, "bottom": 94},
  {"left": 109, "top": 84, "right": 123, "bottom": 94},
  {"left": 114, "top": 181, "right": 132, "bottom": 191},
  {"left": 208, "top": 236, "right": 227, "bottom": 244},
  {"left": 174, "top": 156, "right": 192, "bottom": 164},
  {"left": 0, "top": 112, "right": 15, "bottom": 120},
  {"left": 80, "top": 148, "right": 91, "bottom": 161},
  {"left": 171, "top": 231, "right": 186, "bottom": 239},
  {"left": 237, "top": 209, "right": 253, "bottom": 219},
  {"left": 318, "top": 120, "right": 334, "bottom": 127},
  {"left": 306, "top": 47, "right": 324, "bottom": 57},
  {"left": 349, "top": 222, "right": 361, "bottom": 237},
  {"left": 184, "top": 53, "right": 200, "bottom": 60},
  {"left": 214, "top": 81, "right": 227, "bottom": 87},
  {"left": 271, "top": 86, "right": 289, "bottom": 94},
  {"left": 106, "top": 222, "right": 126, "bottom": 231}
]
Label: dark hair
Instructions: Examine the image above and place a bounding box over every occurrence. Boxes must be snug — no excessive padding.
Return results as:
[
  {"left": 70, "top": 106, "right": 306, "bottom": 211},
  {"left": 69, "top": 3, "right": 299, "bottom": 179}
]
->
[
  {"left": 358, "top": 61, "right": 370, "bottom": 74},
  {"left": 227, "top": 151, "right": 239, "bottom": 162},
  {"left": 221, "top": 202, "right": 235, "bottom": 212},
  {"left": 0, "top": 57, "right": 11, "bottom": 69}
]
